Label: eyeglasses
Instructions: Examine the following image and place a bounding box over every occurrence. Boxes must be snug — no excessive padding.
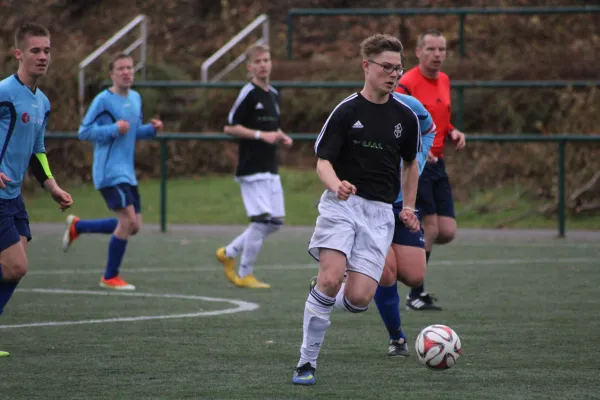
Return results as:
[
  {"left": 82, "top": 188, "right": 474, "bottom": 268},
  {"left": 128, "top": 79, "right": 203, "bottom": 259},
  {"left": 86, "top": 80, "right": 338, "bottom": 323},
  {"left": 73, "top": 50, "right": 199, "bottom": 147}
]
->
[{"left": 368, "top": 59, "right": 404, "bottom": 75}]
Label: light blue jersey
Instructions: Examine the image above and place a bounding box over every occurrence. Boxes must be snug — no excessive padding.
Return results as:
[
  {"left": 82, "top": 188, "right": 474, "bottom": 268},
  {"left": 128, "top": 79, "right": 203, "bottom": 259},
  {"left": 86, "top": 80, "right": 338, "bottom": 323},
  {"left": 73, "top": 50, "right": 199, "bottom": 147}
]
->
[
  {"left": 392, "top": 92, "right": 436, "bottom": 204},
  {"left": 0, "top": 74, "right": 50, "bottom": 199},
  {"left": 78, "top": 89, "right": 156, "bottom": 189}
]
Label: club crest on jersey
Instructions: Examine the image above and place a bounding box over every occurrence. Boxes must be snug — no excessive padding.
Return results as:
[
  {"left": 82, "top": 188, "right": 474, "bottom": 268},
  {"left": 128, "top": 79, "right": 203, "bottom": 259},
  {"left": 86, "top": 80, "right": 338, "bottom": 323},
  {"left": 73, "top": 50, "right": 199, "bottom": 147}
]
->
[{"left": 394, "top": 123, "right": 403, "bottom": 138}]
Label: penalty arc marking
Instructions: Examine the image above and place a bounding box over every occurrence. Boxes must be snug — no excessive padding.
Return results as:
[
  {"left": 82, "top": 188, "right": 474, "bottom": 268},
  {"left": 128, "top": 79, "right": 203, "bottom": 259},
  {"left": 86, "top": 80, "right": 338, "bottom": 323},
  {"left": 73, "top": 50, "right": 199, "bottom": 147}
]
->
[{"left": 0, "top": 289, "right": 260, "bottom": 329}]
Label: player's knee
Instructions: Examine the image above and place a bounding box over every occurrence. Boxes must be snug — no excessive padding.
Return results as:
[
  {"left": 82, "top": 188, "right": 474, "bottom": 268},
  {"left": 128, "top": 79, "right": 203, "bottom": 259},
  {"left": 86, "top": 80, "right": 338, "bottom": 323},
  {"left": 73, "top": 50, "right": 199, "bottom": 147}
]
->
[
  {"left": 423, "top": 222, "right": 439, "bottom": 240},
  {"left": 130, "top": 220, "right": 142, "bottom": 236},
  {"left": 249, "top": 213, "right": 270, "bottom": 223},
  {"left": 435, "top": 229, "right": 456, "bottom": 244},
  {"left": 316, "top": 272, "right": 344, "bottom": 297},
  {"left": 344, "top": 292, "right": 371, "bottom": 310},
  {"left": 402, "top": 270, "right": 425, "bottom": 288},
  {"left": 3, "top": 260, "right": 28, "bottom": 280},
  {"left": 267, "top": 218, "right": 283, "bottom": 234},
  {"left": 379, "top": 264, "right": 397, "bottom": 286}
]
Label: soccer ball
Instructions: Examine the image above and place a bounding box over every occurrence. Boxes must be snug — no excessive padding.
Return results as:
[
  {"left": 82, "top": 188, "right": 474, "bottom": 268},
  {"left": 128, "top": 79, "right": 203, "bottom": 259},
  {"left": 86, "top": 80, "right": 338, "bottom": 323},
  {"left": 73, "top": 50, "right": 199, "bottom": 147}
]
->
[{"left": 415, "top": 324, "right": 462, "bottom": 370}]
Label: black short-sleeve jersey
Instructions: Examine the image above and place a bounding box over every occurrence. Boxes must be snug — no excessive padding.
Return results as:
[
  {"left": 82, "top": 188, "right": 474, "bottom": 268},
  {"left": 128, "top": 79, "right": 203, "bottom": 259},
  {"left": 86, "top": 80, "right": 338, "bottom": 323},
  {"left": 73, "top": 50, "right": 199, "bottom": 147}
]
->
[
  {"left": 315, "top": 92, "right": 421, "bottom": 204},
  {"left": 227, "top": 82, "right": 281, "bottom": 177}
]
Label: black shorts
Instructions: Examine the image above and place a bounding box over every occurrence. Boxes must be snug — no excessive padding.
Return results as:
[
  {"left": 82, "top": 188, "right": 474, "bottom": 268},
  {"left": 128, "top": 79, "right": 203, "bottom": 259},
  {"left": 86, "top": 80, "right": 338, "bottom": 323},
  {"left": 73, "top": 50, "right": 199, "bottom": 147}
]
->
[{"left": 416, "top": 158, "right": 455, "bottom": 218}]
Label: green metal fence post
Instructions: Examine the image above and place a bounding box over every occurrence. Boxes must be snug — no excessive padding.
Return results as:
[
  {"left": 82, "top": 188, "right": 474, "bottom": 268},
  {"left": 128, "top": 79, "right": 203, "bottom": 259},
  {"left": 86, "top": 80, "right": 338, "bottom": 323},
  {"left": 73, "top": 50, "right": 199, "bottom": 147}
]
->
[
  {"left": 287, "top": 13, "right": 294, "bottom": 59},
  {"left": 557, "top": 140, "right": 566, "bottom": 238},
  {"left": 160, "top": 138, "right": 168, "bottom": 233}
]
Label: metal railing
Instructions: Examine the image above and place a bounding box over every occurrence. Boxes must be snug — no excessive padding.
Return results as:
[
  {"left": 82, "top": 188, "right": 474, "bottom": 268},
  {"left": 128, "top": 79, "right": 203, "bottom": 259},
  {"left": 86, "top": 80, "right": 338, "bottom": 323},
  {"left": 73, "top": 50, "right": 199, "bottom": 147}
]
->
[
  {"left": 201, "top": 14, "right": 269, "bottom": 82},
  {"left": 286, "top": 6, "right": 600, "bottom": 60},
  {"left": 100, "top": 79, "right": 600, "bottom": 133},
  {"left": 78, "top": 15, "right": 148, "bottom": 118},
  {"left": 45, "top": 132, "right": 600, "bottom": 237}
]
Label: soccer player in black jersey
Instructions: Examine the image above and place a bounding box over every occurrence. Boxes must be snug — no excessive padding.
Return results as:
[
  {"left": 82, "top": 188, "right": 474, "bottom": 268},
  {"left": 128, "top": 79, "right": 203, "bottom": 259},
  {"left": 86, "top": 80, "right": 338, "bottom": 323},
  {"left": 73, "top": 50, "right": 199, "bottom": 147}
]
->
[
  {"left": 292, "top": 34, "right": 422, "bottom": 385},
  {"left": 216, "top": 44, "right": 293, "bottom": 289}
]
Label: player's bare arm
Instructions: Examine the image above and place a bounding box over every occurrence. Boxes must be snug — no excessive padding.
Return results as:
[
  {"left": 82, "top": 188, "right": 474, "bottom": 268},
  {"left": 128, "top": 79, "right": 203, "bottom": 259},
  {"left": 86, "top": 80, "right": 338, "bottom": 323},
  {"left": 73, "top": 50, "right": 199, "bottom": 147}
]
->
[
  {"left": 316, "top": 158, "right": 356, "bottom": 200},
  {"left": 400, "top": 158, "right": 419, "bottom": 231},
  {"left": 43, "top": 178, "right": 73, "bottom": 211},
  {"left": 277, "top": 129, "right": 293, "bottom": 147},
  {"left": 224, "top": 124, "right": 279, "bottom": 144},
  {"left": 0, "top": 173, "right": 12, "bottom": 189},
  {"left": 150, "top": 118, "right": 163, "bottom": 131},
  {"left": 449, "top": 128, "right": 466, "bottom": 150}
]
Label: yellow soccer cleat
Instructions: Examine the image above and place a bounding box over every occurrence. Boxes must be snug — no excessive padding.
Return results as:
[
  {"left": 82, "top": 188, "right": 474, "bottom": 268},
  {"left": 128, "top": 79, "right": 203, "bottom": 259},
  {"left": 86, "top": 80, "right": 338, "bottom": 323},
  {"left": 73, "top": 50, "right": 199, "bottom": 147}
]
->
[
  {"left": 235, "top": 274, "right": 271, "bottom": 289},
  {"left": 0, "top": 351, "right": 9, "bottom": 357},
  {"left": 216, "top": 247, "right": 240, "bottom": 285},
  {"left": 100, "top": 275, "right": 136, "bottom": 291}
]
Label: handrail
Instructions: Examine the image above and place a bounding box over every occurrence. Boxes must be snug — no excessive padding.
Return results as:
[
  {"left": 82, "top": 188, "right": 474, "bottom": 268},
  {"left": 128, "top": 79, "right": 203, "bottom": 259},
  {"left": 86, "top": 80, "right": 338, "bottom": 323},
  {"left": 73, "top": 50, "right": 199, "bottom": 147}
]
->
[
  {"left": 99, "top": 80, "right": 600, "bottom": 90},
  {"left": 78, "top": 15, "right": 148, "bottom": 119},
  {"left": 201, "top": 14, "right": 269, "bottom": 82}
]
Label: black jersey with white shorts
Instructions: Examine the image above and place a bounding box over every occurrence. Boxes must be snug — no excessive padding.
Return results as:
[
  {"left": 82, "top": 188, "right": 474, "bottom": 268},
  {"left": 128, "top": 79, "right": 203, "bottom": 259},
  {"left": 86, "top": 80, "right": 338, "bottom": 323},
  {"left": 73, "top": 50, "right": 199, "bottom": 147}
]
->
[
  {"left": 228, "top": 82, "right": 284, "bottom": 218},
  {"left": 228, "top": 82, "right": 281, "bottom": 178},
  {"left": 309, "top": 92, "right": 421, "bottom": 280}
]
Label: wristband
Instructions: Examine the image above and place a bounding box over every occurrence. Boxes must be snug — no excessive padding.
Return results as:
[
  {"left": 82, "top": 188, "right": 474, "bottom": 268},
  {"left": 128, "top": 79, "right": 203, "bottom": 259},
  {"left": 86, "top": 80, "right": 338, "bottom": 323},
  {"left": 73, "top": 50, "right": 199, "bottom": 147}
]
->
[
  {"left": 255, "top": 130, "right": 261, "bottom": 140},
  {"left": 402, "top": 206, "right": 417, "bottom": 213}
]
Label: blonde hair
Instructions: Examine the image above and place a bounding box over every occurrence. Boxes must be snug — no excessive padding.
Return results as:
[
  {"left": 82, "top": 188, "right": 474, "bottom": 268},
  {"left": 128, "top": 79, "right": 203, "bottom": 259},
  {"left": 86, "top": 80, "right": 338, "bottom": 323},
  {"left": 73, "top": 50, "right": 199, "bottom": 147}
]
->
[
  {"left": 360, "top": 34, "right": 403, "bottom": 59},
  {"left": 246, "top": 44, "right": 270, "bottom": 62}
]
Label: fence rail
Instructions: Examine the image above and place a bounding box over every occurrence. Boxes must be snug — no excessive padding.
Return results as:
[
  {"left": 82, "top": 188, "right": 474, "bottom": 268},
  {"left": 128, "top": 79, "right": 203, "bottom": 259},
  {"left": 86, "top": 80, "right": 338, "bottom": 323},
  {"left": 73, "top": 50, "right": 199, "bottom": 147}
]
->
[
  {"left": 286, "top": 6, "right": 600, "bottom": 59},
  {"left": 45, "top": 132, "right": 600, "bottom": 237},
  {"left": 98, "top": 79, "right": 600, "bottom": 132}
]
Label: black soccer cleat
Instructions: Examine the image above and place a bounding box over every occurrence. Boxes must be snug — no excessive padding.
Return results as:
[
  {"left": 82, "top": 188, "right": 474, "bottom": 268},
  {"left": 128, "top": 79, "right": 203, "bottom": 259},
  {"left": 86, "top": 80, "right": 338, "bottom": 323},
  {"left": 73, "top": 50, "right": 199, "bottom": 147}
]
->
[
  {"left": 406, "top": 292, "right": 442, "bottom": 311},
  {"left": 292, "top": 362, "right": 316, "bottom": 385},
  {"left": 388, "top": 338, "right": 409, "bottom": 357}
]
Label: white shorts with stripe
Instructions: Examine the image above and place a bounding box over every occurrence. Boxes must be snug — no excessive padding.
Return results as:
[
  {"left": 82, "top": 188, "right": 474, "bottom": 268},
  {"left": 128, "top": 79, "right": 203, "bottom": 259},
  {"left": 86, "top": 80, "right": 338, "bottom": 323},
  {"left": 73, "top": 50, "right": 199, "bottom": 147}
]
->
[
  {"left": 237, "top": 173, "right": 285, "bottom": 218},
  {"left": 308, "top": 190, "right": 394, "bottom": 282}
]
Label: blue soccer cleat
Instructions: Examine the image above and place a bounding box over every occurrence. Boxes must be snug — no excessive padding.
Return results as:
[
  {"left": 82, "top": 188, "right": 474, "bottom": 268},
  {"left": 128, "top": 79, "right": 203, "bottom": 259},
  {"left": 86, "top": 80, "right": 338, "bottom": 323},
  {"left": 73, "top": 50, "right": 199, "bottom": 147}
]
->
[{"left": 292, "top": 362, "right": 316, "bottom": 385}]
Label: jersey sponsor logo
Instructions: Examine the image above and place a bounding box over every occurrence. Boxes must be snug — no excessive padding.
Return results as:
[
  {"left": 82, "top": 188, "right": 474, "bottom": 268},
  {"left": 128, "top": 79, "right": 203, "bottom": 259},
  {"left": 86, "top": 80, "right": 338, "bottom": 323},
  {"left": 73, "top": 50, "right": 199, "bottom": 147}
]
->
[
  {"left": 352, "top": 120, "right": 364, "bottom": 129},
  {"left": 353, "top": 140, "right": 384, "bottom": 150},
  {"left": 394, "top": 123, "right": 403, "bottom": 138},
  {"left": 21, "top": 113, "right": 30, "bottom": 123}
]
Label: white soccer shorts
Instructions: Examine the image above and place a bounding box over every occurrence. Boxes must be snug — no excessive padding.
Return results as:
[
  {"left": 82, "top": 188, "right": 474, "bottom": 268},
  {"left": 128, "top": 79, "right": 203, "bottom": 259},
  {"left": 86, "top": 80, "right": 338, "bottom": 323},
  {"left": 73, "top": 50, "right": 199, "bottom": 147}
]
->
[
  {"left": 308, "top": 190, "right": 394, "bottom": 282},
  {"left": 239, "top": 174, "right": 285, "bottom": 218}
]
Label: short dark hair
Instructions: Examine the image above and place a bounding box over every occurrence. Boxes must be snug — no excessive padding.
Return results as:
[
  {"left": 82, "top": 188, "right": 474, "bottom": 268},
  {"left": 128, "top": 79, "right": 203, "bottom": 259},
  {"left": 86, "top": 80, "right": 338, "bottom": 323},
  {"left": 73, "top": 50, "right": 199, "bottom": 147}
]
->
[
  {"left": 15, "top": 23, "right": 50, "bottom": 49},
  {"left": 417, "top": 29, "right": 445, "bottom": 48},
  {"left": 360, "top": 34, "right": 403, "bottom": 59},
  {"left": 109, "top": 53, "right": 133, "bottom": 71}
]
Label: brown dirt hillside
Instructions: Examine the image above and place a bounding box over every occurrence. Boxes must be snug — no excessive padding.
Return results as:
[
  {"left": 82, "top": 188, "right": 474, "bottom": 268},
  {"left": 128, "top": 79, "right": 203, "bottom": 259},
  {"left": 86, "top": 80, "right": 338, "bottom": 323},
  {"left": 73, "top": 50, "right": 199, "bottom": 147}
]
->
[{"left": 1, "top": 0, "right": 599, "bottom": 216}]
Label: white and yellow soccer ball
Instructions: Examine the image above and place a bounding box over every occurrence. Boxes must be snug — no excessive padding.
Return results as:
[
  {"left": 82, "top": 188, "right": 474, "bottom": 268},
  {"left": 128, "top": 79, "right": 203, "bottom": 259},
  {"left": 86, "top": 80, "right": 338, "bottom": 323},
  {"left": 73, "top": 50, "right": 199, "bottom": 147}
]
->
[{"left": 415, "top": 324, "right": 462, "bottom": 370}]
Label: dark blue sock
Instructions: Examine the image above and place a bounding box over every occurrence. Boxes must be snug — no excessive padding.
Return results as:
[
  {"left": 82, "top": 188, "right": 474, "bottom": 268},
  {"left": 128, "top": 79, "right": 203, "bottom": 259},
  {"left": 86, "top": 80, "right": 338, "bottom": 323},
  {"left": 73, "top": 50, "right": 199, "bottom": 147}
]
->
[
  {"left": 0, "top": 265, "right": 19, "bottom": 316},
  {"left": 410, "top": 251, "right": 430, "bottom": 299},
  {"left": 104, "top": 235, "right": 128, "bottom": 280},
  {"left": 374, "top": 282, "right": 404, "bottom": 341},
  {"left": 75, "top": 218, "right": 118, "bottom": 234}
]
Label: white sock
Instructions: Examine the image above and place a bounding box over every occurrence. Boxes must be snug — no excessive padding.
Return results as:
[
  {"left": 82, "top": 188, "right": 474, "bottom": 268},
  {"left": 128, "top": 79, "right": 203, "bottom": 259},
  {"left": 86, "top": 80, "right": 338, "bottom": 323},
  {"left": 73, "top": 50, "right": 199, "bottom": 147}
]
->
[
  {"left": 239, "top": 223, "right": 270, "bottom": 277},
  {"left": 334, "top": 282, "right": 346, "bottom": 310},
  {"left": 225, "top": 229, "right": 248, "bottom": 258},
  {"left": 334, "top": 282, "right": 368, "bottom": 313},
  {"left": 298, "top": 286, "right": 335, "bottom": 369}
]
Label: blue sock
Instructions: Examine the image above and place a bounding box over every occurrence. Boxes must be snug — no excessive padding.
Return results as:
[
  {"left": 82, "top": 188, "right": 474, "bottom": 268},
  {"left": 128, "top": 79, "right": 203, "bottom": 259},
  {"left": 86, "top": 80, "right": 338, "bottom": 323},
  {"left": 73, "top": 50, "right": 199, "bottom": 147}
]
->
[
  {"left": 374, "top": 282, "right": 405, "bottom": 341},
  {"left": 0, "top": 265, "right": 19, "bottom": 316},
  {"left": 104, "top": 235, "right": 128, "bottom": 280},
  {"left": 75, "top": 218, "right": 118, "bottom": 234},
  {"left": 410, "top": 251, "right": 430, "bottom": 299}
]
